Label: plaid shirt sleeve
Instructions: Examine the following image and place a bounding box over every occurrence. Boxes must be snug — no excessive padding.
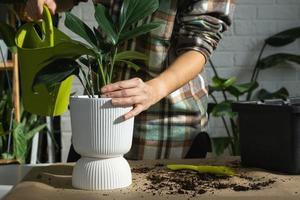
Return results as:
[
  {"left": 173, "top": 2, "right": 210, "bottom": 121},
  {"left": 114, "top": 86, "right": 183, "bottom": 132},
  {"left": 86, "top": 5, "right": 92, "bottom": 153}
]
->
[{"left": 175, "top": 0, "right": 235, "bottom": 62}]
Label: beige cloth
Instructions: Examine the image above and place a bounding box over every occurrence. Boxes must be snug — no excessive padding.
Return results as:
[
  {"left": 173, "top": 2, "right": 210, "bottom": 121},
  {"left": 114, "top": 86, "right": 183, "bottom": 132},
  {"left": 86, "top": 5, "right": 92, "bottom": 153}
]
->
[{"left": 4, "top": 157, "right": 300, "bottom": 200}]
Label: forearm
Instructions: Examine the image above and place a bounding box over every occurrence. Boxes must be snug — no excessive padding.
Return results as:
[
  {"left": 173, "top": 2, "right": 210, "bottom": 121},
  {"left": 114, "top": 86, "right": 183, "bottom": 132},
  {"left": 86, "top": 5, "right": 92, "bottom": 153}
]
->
[{"left": 147, "top": 50, "right": 206, "bottom": 102}]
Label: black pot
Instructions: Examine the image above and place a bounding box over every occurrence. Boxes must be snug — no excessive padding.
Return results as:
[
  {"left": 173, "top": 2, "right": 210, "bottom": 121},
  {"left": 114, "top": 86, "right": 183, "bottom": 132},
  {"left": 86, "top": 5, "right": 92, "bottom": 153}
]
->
[{"left": 232, "top": 98, "right": 300, "bottom": 174}]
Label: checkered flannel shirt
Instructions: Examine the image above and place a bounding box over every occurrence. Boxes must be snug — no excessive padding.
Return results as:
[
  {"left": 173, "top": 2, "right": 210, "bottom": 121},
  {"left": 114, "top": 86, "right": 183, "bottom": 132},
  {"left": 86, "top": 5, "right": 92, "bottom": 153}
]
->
[{"left": 75, "top": 0, "right": 235, "bottom": 159}]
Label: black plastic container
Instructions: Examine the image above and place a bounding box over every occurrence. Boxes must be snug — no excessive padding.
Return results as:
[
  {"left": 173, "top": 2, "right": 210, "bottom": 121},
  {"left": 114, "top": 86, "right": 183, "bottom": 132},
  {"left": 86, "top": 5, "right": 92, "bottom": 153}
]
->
[{"left": 232, "top": 98, "right": 300, "bottom": 174}]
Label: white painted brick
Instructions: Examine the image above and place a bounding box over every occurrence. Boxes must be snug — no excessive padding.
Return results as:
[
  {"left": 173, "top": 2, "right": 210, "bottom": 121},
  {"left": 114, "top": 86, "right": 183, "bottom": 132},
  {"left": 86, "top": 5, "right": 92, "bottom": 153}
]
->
[
  {"left": 234, "top": 20, "right": 277, "bottom": 36},
  {"left": 235, "top": 5, "right": 257, "bottom": 20},
  {"left": 237, "top": 0, "right": 274, "bottom": 4},
  {"left": 82, "top": 4, "right": 95, "bottom": 21},
  {"left": 276, "top": 20, "right": 300, "bottom": 33},
  {"left": 234, "top": 52, "right": 260, "bottom": 67},
  {"left": 257, "top": 6, "right": 299, "bottom": 20},
  {"left": 276, "top": 0, "right": 300, "bottom": 4},
  {"left": 210, "top": 52, "right": 234, "bottom": 67},
  {"left": 61, "top": 132, "right": 72, "bottom": 162},
  {"left": 218, "top": 36, "right": 262, "bottom": 52},
  {"left": 61, "top": 116, "right": 72, "bottom": 132}
]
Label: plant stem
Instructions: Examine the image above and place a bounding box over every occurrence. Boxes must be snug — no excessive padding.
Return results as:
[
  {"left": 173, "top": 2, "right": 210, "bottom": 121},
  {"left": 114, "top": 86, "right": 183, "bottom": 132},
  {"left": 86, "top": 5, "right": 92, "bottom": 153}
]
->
[
  {"left": 247, "top": 43, "right": 267, "bottom": 100},
  {"left": 109, "top": 47, "right": 118, "bottom": 83},
  {"left": 209, "top": 59, "right": 219, "bottom": 78},
  {"left": 209, "top": 59, "right": 229, "bottom": 101},
  {"left": 81, "top": 68, "right": 94, "bottom": 98},
  {"left": 87, "top": 55, "right": 95, "bottom": 95},
  {"left": 97, "top": 56, "right": 107, "bottom": 87},
  {"left": 210, "top": 94, "right": 235, "bottom": 154},
  {"left": 77, "top": 75, "right": 91, "bottom": 98}
]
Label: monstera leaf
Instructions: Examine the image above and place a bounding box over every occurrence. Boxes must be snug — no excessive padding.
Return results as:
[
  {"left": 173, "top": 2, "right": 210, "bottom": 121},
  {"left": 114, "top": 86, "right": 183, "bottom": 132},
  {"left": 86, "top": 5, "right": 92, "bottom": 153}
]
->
[
  {"left": 257, "top": 87, "right": 289, "bottom": 100},
  {"left": 265, "top": 27, "right": 300, "bottom": 47},
  {"left": 33, "top": 58, "right": 80, "bottom": 91},
  {"left": 258, "top": 53, "right": 300, "bottom": 70}
]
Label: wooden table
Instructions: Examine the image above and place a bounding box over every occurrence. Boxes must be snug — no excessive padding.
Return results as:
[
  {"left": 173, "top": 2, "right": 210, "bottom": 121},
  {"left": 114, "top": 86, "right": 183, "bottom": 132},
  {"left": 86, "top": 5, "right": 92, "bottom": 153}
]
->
[{"left": 3, "top": 157, "right": 300, "bottom": 200}]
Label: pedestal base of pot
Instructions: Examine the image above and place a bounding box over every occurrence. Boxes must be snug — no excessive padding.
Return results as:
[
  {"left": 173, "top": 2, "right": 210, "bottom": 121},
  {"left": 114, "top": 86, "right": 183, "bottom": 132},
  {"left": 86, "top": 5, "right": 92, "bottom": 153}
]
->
[{"left": 72, "top": 156, "right": 132, "bottom": 190}]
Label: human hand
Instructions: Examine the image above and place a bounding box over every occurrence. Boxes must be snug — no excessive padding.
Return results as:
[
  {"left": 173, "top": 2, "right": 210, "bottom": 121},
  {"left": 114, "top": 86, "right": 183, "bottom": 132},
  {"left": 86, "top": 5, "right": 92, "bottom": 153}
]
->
[
  {"left": 101, "top": 78, "right": 164, "bottom": 120},
  {"left": 24, "top": 0, "right": 57, "bottom": 21}
]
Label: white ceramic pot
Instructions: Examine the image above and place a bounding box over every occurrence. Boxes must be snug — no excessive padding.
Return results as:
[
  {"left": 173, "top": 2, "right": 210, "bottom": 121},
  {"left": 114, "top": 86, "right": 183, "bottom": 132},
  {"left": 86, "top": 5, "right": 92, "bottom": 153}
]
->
[{"left": 70, "top": 96, "right": 134, "bottom": 190}]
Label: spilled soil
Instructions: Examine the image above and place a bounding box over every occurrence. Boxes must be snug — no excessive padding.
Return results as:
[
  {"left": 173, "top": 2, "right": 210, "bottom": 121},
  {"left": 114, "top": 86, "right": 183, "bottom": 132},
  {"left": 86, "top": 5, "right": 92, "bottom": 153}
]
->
[{"left": 131, "top": 161, "right": 276, "bottom": 197}]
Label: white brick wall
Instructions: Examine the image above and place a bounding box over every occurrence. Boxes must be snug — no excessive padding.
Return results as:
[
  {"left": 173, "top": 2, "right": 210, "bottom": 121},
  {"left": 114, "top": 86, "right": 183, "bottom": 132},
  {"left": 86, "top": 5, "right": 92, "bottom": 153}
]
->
[{"left": 58, "top": 0, "right": 300, "bottom": 161}]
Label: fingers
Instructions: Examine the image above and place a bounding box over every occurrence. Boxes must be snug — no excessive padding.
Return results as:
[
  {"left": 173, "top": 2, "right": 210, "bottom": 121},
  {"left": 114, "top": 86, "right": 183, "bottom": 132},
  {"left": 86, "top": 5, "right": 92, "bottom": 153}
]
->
[
  {"left": 111, "top": 96, "right": 145, "bottom": 107},
  {"left": 101, "top": 78, "right": 143, "bottom": 93},
  {"left": 24, "top": 0, "right": 57, "bottom": 21},
  {"left": 102, "top": 87, "right": 141, "bottom": 98},
  {"left": 45, "top": 0, "right": 57, "bottom": 15},
  {"left": 124, "top": 104, "right": 144, "bottom": 120}
]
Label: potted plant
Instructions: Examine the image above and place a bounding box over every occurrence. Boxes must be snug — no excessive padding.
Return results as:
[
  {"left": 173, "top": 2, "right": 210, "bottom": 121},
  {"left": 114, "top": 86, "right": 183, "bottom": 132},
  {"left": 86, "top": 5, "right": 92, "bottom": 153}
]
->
[
  {"left": 33, "top": 0, "right": 160, "bottom": 190},
  {"left": 208, "top": 26, "right": 300, "bottom": 173}
]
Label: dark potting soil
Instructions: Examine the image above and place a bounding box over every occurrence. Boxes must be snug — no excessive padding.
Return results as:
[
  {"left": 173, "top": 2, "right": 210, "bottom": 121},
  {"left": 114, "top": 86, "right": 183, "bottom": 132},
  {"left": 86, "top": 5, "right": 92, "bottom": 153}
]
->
[{"left": 132, "top": 163, "right": 276, "bottom": 197}]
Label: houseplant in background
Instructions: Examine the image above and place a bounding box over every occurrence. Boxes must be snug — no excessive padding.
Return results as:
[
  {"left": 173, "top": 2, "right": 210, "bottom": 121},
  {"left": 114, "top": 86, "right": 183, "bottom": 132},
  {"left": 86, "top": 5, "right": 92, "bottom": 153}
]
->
[
  {"left": 208, "top": 26, "right": 300, "bottom": 156},
  {"left": 33, "top": 0, "right": 160, "bottom": 190},
  {"left": 0, "top": 8, "right": 48, "bottom": 164}
]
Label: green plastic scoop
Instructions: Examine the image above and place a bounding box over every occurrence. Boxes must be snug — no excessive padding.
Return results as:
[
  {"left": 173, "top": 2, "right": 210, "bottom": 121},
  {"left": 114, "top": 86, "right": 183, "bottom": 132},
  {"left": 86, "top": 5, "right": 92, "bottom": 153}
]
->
[
  {"left": 167, "top": 164, "right": 235, "bottom": 177},
  {"left": 15, "top": 6, "right": 73, "bottom": 116}
]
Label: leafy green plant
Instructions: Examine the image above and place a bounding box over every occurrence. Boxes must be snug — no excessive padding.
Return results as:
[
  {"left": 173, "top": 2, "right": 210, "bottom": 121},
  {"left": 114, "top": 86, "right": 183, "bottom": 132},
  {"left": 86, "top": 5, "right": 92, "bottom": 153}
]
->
[
  {"left": 33, "top": 0, "right": 161, "bottom": 97},
  {"left": 0, "top": 10, "right": 48, "bottom": 164},
  {"left": 209, "top": 27, "right": 300, "bottom": 156}
]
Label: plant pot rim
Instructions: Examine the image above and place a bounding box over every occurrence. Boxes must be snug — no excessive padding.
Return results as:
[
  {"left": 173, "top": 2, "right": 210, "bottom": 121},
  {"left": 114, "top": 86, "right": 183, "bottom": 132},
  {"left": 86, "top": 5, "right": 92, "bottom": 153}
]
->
[{"left": 70, "top": 95, "right": 111, "bottom": 101}]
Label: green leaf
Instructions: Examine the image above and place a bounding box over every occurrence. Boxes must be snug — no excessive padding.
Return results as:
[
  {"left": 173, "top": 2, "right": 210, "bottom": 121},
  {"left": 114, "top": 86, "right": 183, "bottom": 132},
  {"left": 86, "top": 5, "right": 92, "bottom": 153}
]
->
[
  {"left": 33, "top": 58, "right": 80, "bottom": 91},
  {"left": 0, "top": 122, "right": 5, "bottom": 136},
  {"left": 212, "top": 137, "right": 232, "bottom": 156},
  {"left": 94, "top": 4, "right": 118, "bottom": 45},
  {"left": 227, "top": 82, "right": 259, "bottom": 97},
  {"left": 119, "top": 22, "right": 161, "bottom": 42},
  {"left": 211, "top": 101, "right": 236, "bottom": 118},
  {"left": 258, "top": 53, "right": 300, "bottom": 70},
  {"left": 265, "top": 27, "right": 300, "bottom": 47},
  {"left": 257, "top": 87, "right": 289, "bottom": 100},
  {"left": 210, "top": 76, "right": 237, "bottom": 91},
  {"left": 223, "top": 77, "right": 237, "bottom": 88},
  {"left": 119, "top": 0, "right": 159, "bottom": 32},
  {"left": 13, "top": 123, "right": 27, "bottom": 164},
  {"left": 25, "top": 124, "right": 47, "bottom": 141},
  {"left": 117, "top": 60, "right": 141, "bottom": 71},
  {"left": 115, "top": 50, "right": 148, "bottom": 61},
  {"left": 1, "top": 153, "right": 14, "bottom": 160},
  {"left": 0, "top": 22, "right": 17, "bottom": 53},
  {"left": 65, "top": 12, "right": 97, "bottom": 48},
  {"left": 49, "top": 40, "right": 97, "bottom": 60},
  {"left": 93, "top": 27, "right": 112, "bottom": 52}
]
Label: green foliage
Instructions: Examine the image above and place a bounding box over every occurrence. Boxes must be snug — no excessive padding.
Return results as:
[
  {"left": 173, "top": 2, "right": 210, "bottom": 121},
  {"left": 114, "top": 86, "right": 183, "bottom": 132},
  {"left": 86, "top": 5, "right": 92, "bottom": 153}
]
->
[
  {"left": 33, "top": 0, "right": 161, "bottom": 95},
  {"left": 0, "top": 6, "right": 49, "bottom": 164},
  {"left": 211, "top": 101, "right": 236, "bottom": 118},
  {"left": 33, "top": 58, "right": 80, "bottom": 91},
  {"left": 258, "top": 53, "right": 300, "bottom": 70},
  {"left": 265, "top": 27, "right": 300, "bottom": 47},
  {"left": 257, "top": 87, "right": 289, "bottom": 100},
  {"left": 0, "top": 89, "right": 47, "bottom": 163},
  {"left": 210, "top": 26, "right": 300, "bottom": 156},
  {"left": 0, "top": 22, "right": 17, "bottom": 53}
]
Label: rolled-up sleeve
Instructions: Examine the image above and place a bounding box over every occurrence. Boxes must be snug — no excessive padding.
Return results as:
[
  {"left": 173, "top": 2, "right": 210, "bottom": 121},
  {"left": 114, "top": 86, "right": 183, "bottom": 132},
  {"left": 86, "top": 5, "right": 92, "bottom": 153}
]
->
[{"left": 174, "top": 0, "right": 235, "bottom": 62}]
